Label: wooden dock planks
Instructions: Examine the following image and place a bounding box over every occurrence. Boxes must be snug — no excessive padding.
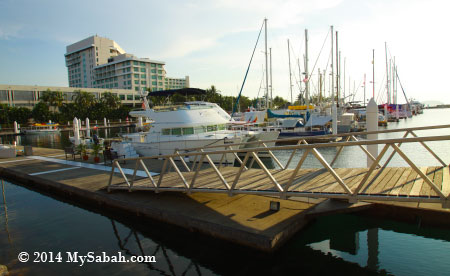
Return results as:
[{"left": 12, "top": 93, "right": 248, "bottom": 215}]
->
[
  {"left": 408, "top": 167, "right": 429, "bottom": 197},
  {"left": 112, "top": 165, "right": 447, "bottom": 200}
]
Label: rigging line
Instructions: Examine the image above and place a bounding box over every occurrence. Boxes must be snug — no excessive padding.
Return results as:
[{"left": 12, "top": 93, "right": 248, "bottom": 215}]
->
[
  {"left": 395, "top": 68, "right": 411, "bottom": 107},
  {"left": 352, "top": 79, "right": 363, "bottom": 102},
  {"left": 232, "top": 19, "right": 265, "bottom": 116},
  {"left": 308, "top": 28, "right": 331, "bottom": 82},
  {"left": 376, "top": 72, "right": 386, "bottom": 103},
  {"left": 256, "top": 65, "right": 265, "bottom": 105}
]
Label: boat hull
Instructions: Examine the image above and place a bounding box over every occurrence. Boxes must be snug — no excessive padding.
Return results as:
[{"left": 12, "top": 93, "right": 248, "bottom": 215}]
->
[{"left": 130, "top": 137, "right": 243, "bottom": 163}]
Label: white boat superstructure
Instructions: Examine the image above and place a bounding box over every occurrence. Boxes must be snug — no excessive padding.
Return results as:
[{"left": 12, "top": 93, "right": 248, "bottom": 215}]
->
[
  {"left": 124, "top": 96, "right": 276, "bottom": 163},
  {"left": 22, "top": 123, "right": 60, "bottom": 135}
]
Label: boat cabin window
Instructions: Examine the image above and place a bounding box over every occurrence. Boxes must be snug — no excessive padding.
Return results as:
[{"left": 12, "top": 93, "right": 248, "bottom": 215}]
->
[
  {"left": 162, "top": 129, "right": 170, "bottom": 135},
  {"left": 162, "top": 125, "right": 224, "bottom": 135},
  {"left": 207, "top": 125, "right": 217, "bottom": 132},
  {"left": 182, "top": 127, "right": 194, "bottom": 135},
  {"left": 195, "top": 126, "right": 206, "bottom": 134},
  {"left": 171, "top": 128, "right": 182, "bottom": 135}
]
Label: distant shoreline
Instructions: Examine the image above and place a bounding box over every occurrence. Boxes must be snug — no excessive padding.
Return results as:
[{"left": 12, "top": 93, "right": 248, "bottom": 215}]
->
[{"left": 424, "top": 105, "right": 450, "bottom": 109}]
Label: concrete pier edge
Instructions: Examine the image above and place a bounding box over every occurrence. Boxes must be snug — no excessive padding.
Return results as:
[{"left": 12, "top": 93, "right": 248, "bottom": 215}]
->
[{"left": 0, "top": 166, "right": 311, "bottom": 252}]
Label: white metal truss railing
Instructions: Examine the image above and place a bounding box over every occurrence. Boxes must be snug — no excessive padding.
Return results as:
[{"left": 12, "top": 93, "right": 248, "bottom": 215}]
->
[{"left": 107, "top": 124, "right": 450, "bottom": 208}]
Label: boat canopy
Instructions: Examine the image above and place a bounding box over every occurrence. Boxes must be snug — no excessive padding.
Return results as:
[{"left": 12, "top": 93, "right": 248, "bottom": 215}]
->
[
  {"left": 148, "top": 88, "right": 206, "bottom": 97},
  {"left": 288, "top": 105, "right": 315, "bottom": 110}
]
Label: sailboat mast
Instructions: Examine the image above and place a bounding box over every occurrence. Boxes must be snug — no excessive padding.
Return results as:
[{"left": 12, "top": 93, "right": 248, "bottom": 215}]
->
[
  {"left": 305, "top": 29, "right": 309, "bottom": 107},
  {"left": 270, "top": 47, "right": 273, "bottom": 105},
  {"left": 331, "top": 25, "right": 337, "bottom": 135},
  {"left": 336, "top": 31, "right": 339, "bottom": 107},
  {"left": 384, "top": 42, "right": 389, "bottom": 117},
  {"left": 364, "top": 73, "right": 366, "bottom": 107},
  {"left": 385, "top": 42, "right": 389, "bottom": 104},
  {"left": 331, "top": 26, "right": 334, "bottom": 106},
  {"left": 343, "top": 56, "right": 346, "bottom": 104},
  {"left": 319, "top": 68, "right": 322, "bottom": 104},
  {"left": 264, "top": 18, "right": 269, "bottom": 109},
  {"left": 372, "top": 49, "right": 375, "bottom": 98},
  {"left": 288, "top": 39, "right": 293, "bottom": 104}
]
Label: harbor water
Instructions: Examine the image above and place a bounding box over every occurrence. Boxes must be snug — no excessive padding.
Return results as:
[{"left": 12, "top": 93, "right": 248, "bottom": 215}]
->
[{"left": 1, "top": 108, "right": 450, "bottom": 275}]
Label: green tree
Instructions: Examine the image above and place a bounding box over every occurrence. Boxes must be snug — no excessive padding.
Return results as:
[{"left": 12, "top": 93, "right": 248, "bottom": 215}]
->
[
  {"left": 100, "top": 92, "right": 121, "bottom": 110},
  {"left": 72, "top": 90, "right": 97, "bottom": 118},
  {"left": 32, "top": 102, "right": 52, "bottom": 122},
  {"left": 272, "top": 96, "right": 289, "bottom": 109},
  {"left": 40, "top": 89, "right": 64, "bottom": 112},
  {"left": 9, "top": 107, "right": 32, "bottom": 124}
]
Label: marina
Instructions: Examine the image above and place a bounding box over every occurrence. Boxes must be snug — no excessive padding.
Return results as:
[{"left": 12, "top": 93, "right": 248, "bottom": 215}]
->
[
  {"left": 1, "top": 1, "right": 450, "bottom": 274},
  {"left": 1, "top": 109, "right": 450, "bottom": 275}
]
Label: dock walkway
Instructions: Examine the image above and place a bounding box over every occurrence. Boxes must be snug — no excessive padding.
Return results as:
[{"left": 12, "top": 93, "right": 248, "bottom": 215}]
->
[
  {"left": 0, "top": 147, "right": 359, "bottom": 251},
  {"left": 108, "top": 125, "right": 450, "bottom": 208}
]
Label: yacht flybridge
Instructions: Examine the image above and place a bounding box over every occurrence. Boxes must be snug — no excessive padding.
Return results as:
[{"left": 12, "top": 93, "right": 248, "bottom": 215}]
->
[{"left": 122, "top": 89, "right": 278, "bottom": 163}]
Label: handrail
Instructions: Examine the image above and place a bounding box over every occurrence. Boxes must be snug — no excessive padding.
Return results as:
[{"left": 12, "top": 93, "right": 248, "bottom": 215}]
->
[
  {"left": 179, "top": 124, "right": 450, "bottom": 152},
  {"left": 107, "top": 126, "right": 450, "bottom": 208},
  {"left": 114, "top": 134, "right": 450, "bottom": 162}
]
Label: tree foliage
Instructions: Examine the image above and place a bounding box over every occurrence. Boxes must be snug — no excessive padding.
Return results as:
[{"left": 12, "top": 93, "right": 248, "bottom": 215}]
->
[{"left": 1, "top": 87, "right": 291, "bottom": 126}]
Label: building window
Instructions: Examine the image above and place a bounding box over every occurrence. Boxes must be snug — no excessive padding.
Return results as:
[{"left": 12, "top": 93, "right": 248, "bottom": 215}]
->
[
  {"left": 135, "top": 87, "right": 139, "bottom": 91},
  {"left": 158, "top": 82, "right": 163, "bottom": 86},
  {"left": 151, "top": 75, "right": 156, "bottom": 79},
  {"left": 151, "top": 69, "right": 156, "bottom": 73},
  {"left": 134, "top": 80, "right": 139, "bottom": 84},
  {"left": 127, "top": 80, "right": 131, "bottom": 85},
  {"left": 141, "top": 81, "right": 146, "bottom": 85},
  {"left": 152, "top": 81, "right": 157, "bottom": 85},
  {"left": 134, "top": 67, "right": 139, "bottom": 72},
  {"left": 133, "top": 61, "right": 138, "bottom": 65},
  {"left": 134, "top": 95, "right": 140, "bottom": 100},
  {"left": 151, "top": 63, "right": 156, "bottom": 67},
  {"left": 141, "top": 74, "right": 146, "bottom": 78},
  {"left": 157, "top": 64, "right": 162, "bottom": 68},
  {"left": 134, "top": 74, "right": 139, "bottom": 78},
  {"left": 127, "top": 68, "right": 131, "bottom": 72},
  {"left": 158, "top": 70, "right": 163, "bottom": 74},
  {"left": 158, "top": 76, "right": 162, "bottom": 80},
  {"left": 123, "top": 81, "right": 126, "bottom": 85},
  {"left": 127, "top": 95, "right": 133, "bottom": 100},
  {"left": 140, "top": 68, "right": 146, "bottom": 72},
  {"left": 119, "top": 95, "right": 125, "bottom": 100},
  {"left": 140, "top": 62, "right": 145, "bottom": 66}
]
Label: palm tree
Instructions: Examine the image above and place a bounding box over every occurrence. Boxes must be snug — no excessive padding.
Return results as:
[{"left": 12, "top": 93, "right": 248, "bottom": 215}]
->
[
  {"left": 72, "top": 90, "right": 97, "bottom": 118},
  {"left": 40, "top": 89, "right": 64, "bottom": 112},
  {"left": 100, "top": 92, "right": 121, "bottom": 110},
  {"left": 72, "top": 90, "right": 96, "bottom": 109}
]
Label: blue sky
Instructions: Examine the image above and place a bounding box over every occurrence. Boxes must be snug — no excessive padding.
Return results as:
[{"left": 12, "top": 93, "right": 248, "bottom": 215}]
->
[{"left": 1, "top": 0, "right": 449, "bottom": 104}]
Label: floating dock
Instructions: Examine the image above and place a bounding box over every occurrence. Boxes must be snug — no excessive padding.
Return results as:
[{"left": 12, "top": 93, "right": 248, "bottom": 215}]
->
[{"left": 0, "top": 147, "right": 370, "bottom": 251}]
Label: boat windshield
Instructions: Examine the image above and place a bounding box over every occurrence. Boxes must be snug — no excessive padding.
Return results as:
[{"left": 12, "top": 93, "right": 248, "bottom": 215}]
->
[{"left": 153, "top": 103, "right": 214, "bottom": 112}]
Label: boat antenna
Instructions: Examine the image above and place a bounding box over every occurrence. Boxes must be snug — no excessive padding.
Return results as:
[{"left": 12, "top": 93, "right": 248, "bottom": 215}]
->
[{"left": 232, "top": 19, "right": 265, "bottom": 117}]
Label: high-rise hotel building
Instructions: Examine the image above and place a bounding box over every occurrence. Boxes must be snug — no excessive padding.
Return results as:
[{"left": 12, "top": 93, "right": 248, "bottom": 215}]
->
[{"left": 65, "top": 35, "right": 185, "bottom": 92}]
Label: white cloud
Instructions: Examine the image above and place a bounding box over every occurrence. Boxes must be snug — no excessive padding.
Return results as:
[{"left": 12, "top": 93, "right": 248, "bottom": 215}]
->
[{"left": 0, "top": 24, "right": 22, "bottom": 40}]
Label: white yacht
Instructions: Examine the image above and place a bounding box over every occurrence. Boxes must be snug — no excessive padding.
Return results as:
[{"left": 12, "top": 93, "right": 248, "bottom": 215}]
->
[{"left": 122, "top": 90, "right": 278, "bottom": 163}]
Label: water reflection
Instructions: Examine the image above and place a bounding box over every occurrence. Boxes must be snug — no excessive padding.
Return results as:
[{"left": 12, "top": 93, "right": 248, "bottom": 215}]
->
[
  {"left": 305, "top": 214, "right": 450, "bottom": 275},
  {"left": 110, "top": 219, "right": 206, "bottom": 276}
]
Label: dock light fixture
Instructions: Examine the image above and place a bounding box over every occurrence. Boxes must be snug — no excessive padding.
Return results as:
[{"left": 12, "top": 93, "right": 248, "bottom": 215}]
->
[{"left": 270, "top": 201, "right": 280, "bottom": 211}]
